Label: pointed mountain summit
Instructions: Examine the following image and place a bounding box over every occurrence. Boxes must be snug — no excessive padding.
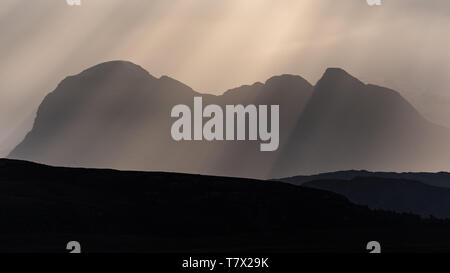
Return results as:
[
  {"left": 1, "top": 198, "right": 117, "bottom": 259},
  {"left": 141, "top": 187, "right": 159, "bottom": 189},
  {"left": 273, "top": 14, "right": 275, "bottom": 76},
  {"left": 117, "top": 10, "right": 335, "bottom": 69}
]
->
[
  {"left": 317, "top": 68, "right": 364, "bottom": 88},
  {"left": 9, "top": 62, "right": 450, "bottom": 178}
]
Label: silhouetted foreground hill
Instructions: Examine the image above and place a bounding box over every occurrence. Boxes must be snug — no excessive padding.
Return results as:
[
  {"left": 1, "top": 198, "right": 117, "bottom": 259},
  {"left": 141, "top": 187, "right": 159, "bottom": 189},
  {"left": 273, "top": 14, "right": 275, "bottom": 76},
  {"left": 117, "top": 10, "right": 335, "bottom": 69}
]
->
[
  {"left": 281, "top": 171, "right": 450, "bottom": 219},
  {"left": 9, "top": 61, "right": 450, "bottom": 179},
  {"left": 1, "top": 159, "right": 450, "bottom": 253}
]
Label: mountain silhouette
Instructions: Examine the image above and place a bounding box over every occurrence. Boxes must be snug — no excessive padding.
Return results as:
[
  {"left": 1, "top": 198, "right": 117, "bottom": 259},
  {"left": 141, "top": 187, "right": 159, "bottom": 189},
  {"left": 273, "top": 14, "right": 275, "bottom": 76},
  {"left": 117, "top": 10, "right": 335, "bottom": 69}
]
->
[
  {"left": 8, "top": 61, "right": 450, "bottom": 178},
  {"left": 8, "top": 61, "right": 313, "bottom": 178},
  {"left": 271, "top": 68, "right": 450, "bottom": 177}
]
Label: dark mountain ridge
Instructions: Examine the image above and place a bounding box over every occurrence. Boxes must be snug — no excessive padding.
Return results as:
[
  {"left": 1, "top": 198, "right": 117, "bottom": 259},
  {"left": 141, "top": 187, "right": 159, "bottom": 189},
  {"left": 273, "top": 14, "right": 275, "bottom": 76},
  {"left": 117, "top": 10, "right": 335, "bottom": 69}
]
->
[
  {"left": 280, "top": 170, "right": 450, "bottom": 219},
  {"left": 281, "top": 170, "right": 450, "bottom": 188},
  {"left": 302, "top": 177, "right": 450, "bottom": 219}
]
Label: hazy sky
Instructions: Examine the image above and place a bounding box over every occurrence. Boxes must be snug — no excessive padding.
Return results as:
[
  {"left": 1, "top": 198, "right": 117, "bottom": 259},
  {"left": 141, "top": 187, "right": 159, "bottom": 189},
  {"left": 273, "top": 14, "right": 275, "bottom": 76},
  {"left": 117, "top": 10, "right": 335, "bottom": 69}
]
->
[{"left": 1, "top": 0, "right": 450, "bottom": 156}]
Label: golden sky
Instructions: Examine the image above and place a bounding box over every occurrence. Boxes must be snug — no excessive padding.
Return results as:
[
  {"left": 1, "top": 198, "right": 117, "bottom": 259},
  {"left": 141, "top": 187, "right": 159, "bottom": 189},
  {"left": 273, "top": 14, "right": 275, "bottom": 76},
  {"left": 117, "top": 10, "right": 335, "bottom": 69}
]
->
[{"left": 1, "top": 0, "right": 450, "bottom": 156}]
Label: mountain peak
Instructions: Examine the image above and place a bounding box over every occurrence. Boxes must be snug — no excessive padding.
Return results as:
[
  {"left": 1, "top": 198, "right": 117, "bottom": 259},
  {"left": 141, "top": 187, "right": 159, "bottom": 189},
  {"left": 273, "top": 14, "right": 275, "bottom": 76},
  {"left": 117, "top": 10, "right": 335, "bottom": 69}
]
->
[
  {"left": 323, "top": 67, "right": 355, "bottom": 78},
  {"left": 85, "top": 60, "right": 145, "bottom": 71},
  {"left": 265, "top": 74, "right": 312, "bottom": 89},
  {"left": 77, "top": 60, "right": 156, "bottom": 81},
  {"left": 315, "top": 68, "right": 365, "bottom": 91}
]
